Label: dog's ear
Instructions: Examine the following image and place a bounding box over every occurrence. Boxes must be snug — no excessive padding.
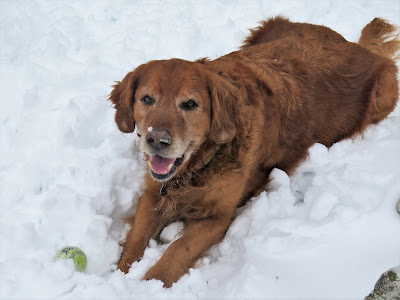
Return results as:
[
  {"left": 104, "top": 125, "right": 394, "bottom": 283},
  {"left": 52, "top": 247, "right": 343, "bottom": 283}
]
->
[
  {"left": 109, "top": 70, "right": 140, "bottom": 133},
  {"left": 207, "top": 73, "right": 238, "bottom": 144}
]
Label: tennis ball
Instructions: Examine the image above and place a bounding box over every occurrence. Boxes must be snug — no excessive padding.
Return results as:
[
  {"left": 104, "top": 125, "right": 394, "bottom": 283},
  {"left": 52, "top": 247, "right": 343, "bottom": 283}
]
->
[{"left": 54, "top": 246, "right": 87, "bottom": 272}]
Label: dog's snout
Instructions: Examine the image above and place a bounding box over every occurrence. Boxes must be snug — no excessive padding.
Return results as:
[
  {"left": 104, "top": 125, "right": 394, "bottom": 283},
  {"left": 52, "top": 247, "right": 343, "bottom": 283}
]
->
[{"left": 146, "top": 129, "right": 172, "bottom": 150}]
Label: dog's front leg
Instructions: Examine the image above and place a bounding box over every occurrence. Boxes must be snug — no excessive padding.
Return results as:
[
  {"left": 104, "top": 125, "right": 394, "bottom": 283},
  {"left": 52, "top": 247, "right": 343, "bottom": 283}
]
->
[
  {"left": 118, "top": 187, "right": 165, "bottom": 274},
  {"left": 143, "top": 211, "right": 234, "bottom": 287}
]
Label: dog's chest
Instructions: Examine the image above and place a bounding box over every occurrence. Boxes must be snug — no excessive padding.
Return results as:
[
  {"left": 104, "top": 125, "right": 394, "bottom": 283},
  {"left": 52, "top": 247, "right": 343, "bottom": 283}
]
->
[{"left": 155, "top": 180, "right": 219, "bottom": 220}]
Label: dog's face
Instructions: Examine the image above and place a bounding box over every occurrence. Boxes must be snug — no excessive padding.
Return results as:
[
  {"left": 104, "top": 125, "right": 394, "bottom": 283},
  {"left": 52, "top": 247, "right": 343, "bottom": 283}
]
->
[
  {"left": 110, "top": 59, "right": 238, "bottom": 181},
  {"left": 134, "top": 60, "right": 212, "bottom": 181}
]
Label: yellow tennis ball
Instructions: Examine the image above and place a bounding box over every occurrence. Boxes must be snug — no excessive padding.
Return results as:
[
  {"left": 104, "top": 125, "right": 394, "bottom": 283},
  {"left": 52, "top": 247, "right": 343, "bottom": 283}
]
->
[{"left": 54, "top": 246, "right": 87, "bottom": 272}]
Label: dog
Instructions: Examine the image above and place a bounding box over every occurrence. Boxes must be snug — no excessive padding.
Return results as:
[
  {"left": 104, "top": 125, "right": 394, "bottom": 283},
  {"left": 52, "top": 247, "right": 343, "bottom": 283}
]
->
[{"left": 109, "top": 16, "right": 399, "bottom": 287}]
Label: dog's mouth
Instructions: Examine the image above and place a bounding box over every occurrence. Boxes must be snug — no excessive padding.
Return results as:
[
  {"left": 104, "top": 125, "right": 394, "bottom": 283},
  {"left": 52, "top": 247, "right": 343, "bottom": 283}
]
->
[{"left": 148, "top": 153, "right": 185, "bottom": 181}]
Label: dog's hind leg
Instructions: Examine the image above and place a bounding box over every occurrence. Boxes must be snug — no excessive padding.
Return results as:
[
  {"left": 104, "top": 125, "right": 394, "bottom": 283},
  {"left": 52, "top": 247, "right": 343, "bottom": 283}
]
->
[
  {"left": 368, "top": 65, "right": 399, "bottom": 124},
  {"left": 359, "top": 18, "right": 400, "bottom": 125}
]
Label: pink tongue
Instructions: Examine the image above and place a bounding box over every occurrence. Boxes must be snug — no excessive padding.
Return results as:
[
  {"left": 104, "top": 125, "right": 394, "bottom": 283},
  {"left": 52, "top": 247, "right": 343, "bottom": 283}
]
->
[{"left": 150, "top": 155, "right": 176, "bottom": 174}]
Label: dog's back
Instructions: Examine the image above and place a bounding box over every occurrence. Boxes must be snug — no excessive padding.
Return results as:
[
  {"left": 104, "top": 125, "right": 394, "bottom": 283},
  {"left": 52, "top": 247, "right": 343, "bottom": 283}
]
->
[
  {"left": 222, "top": 17, "right": 400, "bottom": 174},
  {"left": 241, "top": 16, "right": 346, "bottom": 48},
  {"left": 242, "top": 17, "right": 399, "bottom": 129}
]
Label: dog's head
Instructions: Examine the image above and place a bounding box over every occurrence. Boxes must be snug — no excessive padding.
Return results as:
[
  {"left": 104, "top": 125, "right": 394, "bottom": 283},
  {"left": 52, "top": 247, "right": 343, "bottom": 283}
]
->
[{"left": 109, "top": 59, "right": 238, "bottom": 181}]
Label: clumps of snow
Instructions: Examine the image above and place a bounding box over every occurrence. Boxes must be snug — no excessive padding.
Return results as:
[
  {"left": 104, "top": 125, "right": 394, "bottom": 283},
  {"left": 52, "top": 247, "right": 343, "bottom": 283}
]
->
[
  {"left": 148, "top": 126, "right": 153, "bottom": 133},
  {"left": 160, "top": 222, "right": 185, "bottom": 243}
]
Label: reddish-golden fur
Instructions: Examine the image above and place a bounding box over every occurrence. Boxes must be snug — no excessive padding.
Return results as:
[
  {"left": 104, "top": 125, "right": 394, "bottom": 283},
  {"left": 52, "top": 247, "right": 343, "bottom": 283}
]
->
[{"left": 109, "top": 16, "right": 400, "bottom": 287}]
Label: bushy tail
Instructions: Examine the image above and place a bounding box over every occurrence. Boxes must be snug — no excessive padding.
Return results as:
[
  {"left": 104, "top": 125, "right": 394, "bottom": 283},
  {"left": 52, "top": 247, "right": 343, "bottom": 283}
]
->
[{"left": 358, "top": 18, "right": 400, "bottom": 61}]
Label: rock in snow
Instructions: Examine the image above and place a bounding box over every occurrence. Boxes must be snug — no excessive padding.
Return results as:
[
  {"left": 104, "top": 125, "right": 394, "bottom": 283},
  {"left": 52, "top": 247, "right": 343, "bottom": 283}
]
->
[
  {"left": 397, "top": 199, "right": 400, "bottom": 215},
  {"left": 366, "top": 266, "right": 400, "bottom": 300}
]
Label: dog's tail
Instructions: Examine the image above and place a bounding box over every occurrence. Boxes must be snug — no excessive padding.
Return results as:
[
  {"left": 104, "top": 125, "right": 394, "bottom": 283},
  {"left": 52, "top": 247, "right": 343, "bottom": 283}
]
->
[{"left": 358, "top": 18, "right": 400, "bottom": 61}]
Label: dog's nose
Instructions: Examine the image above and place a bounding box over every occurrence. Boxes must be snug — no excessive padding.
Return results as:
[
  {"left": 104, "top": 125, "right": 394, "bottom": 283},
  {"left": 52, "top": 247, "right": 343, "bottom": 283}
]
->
[{"left": 146, "top": 129, "right": 172, "bottom": 151}]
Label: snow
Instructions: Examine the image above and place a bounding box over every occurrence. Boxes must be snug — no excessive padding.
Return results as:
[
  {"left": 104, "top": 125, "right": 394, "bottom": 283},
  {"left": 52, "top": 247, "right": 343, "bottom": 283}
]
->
[{"left": 1, "top": 0, "right": 399, "bottom": 299}]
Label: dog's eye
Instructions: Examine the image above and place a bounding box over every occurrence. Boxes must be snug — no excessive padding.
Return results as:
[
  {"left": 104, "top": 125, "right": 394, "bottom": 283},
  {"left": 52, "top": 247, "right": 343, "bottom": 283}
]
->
[
  {"left": 141, "top": 95, "right": 154, "bottom": 105},
  {"left": 181, "top": 100, "right": 198, "bottom": 110}
]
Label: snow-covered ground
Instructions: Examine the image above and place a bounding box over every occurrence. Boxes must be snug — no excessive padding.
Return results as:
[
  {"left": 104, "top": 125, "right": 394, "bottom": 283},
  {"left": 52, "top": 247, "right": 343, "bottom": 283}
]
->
[{"left": 1, "top": 0, "right": 399, "bottom": 299}]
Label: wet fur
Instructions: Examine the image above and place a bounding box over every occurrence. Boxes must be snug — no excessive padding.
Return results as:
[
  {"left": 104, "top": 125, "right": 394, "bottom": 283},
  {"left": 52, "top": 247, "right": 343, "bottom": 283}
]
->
[{"left": 109, "top": 16, "right": 399, "bottom": 287}]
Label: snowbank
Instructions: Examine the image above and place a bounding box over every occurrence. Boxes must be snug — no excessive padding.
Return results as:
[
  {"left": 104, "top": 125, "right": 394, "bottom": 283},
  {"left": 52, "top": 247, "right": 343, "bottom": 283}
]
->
[{"left": 0, "top": 0, "right": 399, "bottom": 299}]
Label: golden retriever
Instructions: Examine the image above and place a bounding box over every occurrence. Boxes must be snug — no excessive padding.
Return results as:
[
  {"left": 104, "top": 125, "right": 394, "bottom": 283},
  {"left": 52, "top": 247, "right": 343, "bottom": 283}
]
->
[{"left": 109, "top": 16, "right": 399, "bottom": 287}]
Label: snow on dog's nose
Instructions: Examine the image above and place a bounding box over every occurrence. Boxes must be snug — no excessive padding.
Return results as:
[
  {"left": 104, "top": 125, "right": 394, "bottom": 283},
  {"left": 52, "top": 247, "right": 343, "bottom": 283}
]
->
[{"left": 146, "top": 129, "right": 172, "bottom": 151}]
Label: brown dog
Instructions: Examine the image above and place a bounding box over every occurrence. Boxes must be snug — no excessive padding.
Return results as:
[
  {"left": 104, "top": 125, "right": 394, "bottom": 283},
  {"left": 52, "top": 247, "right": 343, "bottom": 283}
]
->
[{"left": 109, "top": 16, "right": 399, "bottom": 287}]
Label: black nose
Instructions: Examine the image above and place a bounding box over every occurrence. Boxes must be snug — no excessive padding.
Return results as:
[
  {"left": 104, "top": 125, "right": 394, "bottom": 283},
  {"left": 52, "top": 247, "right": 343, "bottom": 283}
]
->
[{"left": 146, "top": 129, "right": 172, "bottom": 151}]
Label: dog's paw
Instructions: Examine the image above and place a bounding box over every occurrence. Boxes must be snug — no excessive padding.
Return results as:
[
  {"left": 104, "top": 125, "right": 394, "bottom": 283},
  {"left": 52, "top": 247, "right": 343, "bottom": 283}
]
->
[
  {"left": 143, "top": 263, "right": 186, "bottom": 288},
  {"left": 117, "top": 256, "right": 132, "bottom": 274},
  {"left": 143, "top": 268, "right": 174, "bottom": 288}
]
